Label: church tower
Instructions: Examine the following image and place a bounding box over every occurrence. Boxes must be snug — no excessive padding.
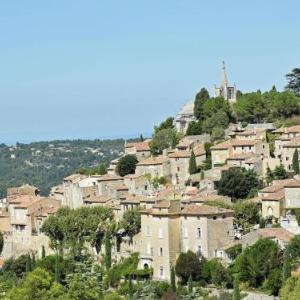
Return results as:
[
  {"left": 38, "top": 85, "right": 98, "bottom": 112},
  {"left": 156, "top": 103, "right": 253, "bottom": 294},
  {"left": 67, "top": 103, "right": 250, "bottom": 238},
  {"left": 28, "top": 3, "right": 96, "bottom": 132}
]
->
[{"left": 214, "top": 61, "right": 237, "bottom": 103}]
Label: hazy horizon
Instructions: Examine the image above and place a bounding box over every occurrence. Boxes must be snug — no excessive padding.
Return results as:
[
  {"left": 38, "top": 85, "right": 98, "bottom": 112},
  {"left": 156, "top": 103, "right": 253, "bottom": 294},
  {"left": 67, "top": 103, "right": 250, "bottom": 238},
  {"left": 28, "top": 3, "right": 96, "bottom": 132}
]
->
[{"left": 1, "top": 1, "right": 299, "bottom": 144}]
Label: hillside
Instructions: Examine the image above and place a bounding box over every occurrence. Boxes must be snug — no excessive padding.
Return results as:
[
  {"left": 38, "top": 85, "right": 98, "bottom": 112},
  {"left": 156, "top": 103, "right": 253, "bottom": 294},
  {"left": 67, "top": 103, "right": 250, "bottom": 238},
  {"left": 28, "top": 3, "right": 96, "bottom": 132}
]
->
[{"left": 0, "top": 139, "right": 124, "bottom": 197}]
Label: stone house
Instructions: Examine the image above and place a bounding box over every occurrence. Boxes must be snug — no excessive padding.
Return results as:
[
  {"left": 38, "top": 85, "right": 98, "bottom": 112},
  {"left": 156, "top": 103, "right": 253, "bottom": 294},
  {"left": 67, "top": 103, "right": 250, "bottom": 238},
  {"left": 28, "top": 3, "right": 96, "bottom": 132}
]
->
[
  {"left": 135, "top": 156, "right": 171, "bottom": 179},
  {"left": 124, "top": 141, "right": 151, "bottom": 161},
  {"left": 6, "top": 194, "right": 60, "bottom": 258},
  {"left": 62, "top": 174, "right": 99, "bottom": 208},
  {"left": 281, "top": 137, "right": 300, "bottom": 171},
  {"left": 273, "top": 125, "right": 300, "bottom": 159},
  {"left": 211, "top": 139, "right": 269, "bottom": 167},
  {"left": 96, "top": 174, "right": 123, "bottom": 196},
  {"left": 180, "top": 204, "right": 234, "bottom": 259},
  {"left": 138, "top": 199, "right": 234, "bottom": 281},
  {"left": 169, "top": 151, "right": 191, "bottom": 186},
  {"left": 123, "top": 174, "right": 153, "bottom": 196}
]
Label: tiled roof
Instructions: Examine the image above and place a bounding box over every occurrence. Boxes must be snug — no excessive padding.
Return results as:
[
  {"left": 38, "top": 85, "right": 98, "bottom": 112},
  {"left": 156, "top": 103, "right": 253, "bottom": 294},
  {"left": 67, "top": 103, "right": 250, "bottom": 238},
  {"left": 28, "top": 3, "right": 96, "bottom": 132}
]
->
[
  {"left": 262, "top": 190, "right": 285, "bottom": 201},
  {"left": 168, "top": 151, "right": 191, "bottom": 158},
  {"left": 97, "top": 174, "right": 123, "bottom": 181},
  {"left": 137, "top": 156, "right": 169, "bottom": 166},
  {"left": 284, "top": 137, "right": 300, "bottom": 147},
  {"left": 230, "top": 139, "right": 259, "bottom": 146},
  {"left": 210, "top": 141, "right": 231, "bottom": 150},
  {"left": 64, "top": 174, "right": 86, "bottom": 182},
  {"left": 193, "top": 144, "right": 205, "bottom": 156},
  {"left": 84, "top": 195, "right": 112, "bottom": 203},
  {"left": 257, "top": 228, "right": 295, "bottom": 243},
  {"left": 284, "top": 180, "right": 300, "bottom": 188},
  {"left": 181, "top": 204, "right": 233, "bottom": 216}
]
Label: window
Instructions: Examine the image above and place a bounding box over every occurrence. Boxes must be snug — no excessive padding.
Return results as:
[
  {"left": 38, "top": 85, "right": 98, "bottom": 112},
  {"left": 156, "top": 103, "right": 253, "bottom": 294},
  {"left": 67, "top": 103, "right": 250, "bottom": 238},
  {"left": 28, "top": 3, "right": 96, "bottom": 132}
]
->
[
  {"left": 160, "top": 266, "right": 164, "bottom": 277},
  {"left": 147, "top": 243, "right": 151, "bottom": 255},
  {"left": 159, "top": 247, "right": 163, "bottom": 256},
  {"left": 177, "top": 166, "right": 180, "bottom": 172},
  {"left": 146, "top": 225, "right": 150, "bottom": 236},
  {"left": 183, "top": 226, "right": 188, "bottom": 238},
  {"left": 197, "top": 245, "right": 202, "bottom": 255},
  {"left": 286, "top": 157, "right": 289, "bottom": 161},
  {"left": 158, "top": 228, "right": 163, "bottom": 238},
  {"left": 197, "top": 227, "right": 202, "bottom": 239},
  {"left": 213, "top": 216, "right": 217, "bottom": 220}
]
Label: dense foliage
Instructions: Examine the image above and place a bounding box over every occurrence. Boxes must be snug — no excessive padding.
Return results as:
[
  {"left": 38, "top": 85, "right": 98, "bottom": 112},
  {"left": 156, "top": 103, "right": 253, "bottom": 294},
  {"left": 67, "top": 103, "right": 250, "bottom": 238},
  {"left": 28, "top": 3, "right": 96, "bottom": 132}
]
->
[
  {"left": 116, "top": 155, "right": 138, "bottom": 177},
  {"left": 0, "top": 139, "right": 124, "bottom": 197},
  {"left": 217, "top": 168, "right": 260, "bottom": 199},
  {"left": 41, "top": 206, "right": 114, "bottom": 256}
]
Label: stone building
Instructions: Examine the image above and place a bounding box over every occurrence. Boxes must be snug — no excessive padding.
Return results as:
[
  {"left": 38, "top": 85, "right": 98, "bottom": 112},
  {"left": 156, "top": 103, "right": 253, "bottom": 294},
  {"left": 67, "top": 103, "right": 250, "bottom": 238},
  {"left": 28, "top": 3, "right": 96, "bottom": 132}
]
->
[
  {"left": 174, "top": 102, "right": 196, "bottom": 134},
  {"left": 138, "top": 199, "right": 234, "bottom": 281},
  {"left": 124, "top": 141, "right": 151, "bottom": 161},
  {"left": 214, "top": 61, "right": 237, "bottom": 103},
  {"left": 135, "top": 156, "right": 171, "bottom": 179}
]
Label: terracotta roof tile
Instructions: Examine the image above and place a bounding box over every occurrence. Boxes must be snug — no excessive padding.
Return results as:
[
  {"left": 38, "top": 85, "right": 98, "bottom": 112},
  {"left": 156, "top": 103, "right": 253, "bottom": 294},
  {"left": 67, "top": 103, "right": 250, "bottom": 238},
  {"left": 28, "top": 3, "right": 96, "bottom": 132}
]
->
[{"left": 181, "top": 204, "right": 233, "bottom": 216}]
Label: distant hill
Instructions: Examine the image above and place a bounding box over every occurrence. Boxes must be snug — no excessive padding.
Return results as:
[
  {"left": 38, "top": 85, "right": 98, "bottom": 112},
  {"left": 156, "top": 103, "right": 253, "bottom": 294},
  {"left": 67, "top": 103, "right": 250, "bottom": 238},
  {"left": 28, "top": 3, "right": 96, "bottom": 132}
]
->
[{"left": 0, "top": 139, "right": 125, "bottom": 197}]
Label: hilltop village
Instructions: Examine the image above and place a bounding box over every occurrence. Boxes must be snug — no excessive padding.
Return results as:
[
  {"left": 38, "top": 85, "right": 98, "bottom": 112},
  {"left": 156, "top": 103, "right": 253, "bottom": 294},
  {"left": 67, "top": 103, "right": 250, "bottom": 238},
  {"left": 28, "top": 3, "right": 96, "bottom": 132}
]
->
[{"left": 1, "top": 65, "right": 300, "bottom": 299}]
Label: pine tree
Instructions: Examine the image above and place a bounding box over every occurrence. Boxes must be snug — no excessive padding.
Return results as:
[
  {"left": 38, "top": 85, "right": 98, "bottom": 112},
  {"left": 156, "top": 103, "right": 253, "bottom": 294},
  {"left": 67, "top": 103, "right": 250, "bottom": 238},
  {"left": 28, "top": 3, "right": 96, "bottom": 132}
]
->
[
  {"left": 282, "top": 253, "right": 292, "bottom": 282},
  {"left": 171, "top": 266, "right": 176, "bottom": 292},
  {"left": 233, "top": 278, "right": 241, "bottom": 300},
  {"left": 188, "top": 275, "right": 193, "bottom": 294},
  {"left": 26, "top": 254, "right": 32, "bottom": 273},
  {"left": 293, "top": 149, "right": 300, "bottom": 175},
  {"left": 139, "top": 134, "right": 144, "bottom": 142},
  {"left": 104, "top": 232, "right": 112, "bottom": 270},
  {"left": 41, "top": 245, "right": 46, "bottom": 259},
  {"left": 189, "top": 151, "right": 197, "bottom": 175}
]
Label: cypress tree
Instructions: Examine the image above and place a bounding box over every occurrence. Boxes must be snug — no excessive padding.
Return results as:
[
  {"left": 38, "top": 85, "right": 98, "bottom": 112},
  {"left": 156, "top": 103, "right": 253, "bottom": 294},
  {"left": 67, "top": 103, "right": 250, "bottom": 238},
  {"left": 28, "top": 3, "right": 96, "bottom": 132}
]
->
[
  {"left": 282, "top": 253, "right": 292, "bottom": 282},
  {"left": 41, "top": 245, "right": 46, "bottom": 259},
  {"left": 189, "top": 151, "right": 197, "bottom": 175},
  {"left": 26, "top": 254, "right": 32, "bottom": 273},
  {"left": 293, "top": 149, "right": 300, "bottom": 175},
  {"left": 188, "top": 275, "right": 193, "bottom": 294},
  {"left": 31, "top": 252, "right": 36, "bottom": 269},
  {"left": 104, "top": 232, "right": 112, "bottom": 270},
  {"left": 128, "top": 275, "right": 133, "bottom": 299},
  {"left": 233, "top": 278, "right": 241, "bottom": 300},
  {"left": 170, "top": 266, "right": 176, "bottom": 292}
]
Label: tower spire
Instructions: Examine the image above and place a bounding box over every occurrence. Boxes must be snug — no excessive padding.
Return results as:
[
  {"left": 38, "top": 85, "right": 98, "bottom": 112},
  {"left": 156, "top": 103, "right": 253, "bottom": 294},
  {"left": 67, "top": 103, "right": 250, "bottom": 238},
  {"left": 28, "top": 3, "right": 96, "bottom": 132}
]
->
[{"left": 221, "top": 60, "right": 228, "bottom": 87}]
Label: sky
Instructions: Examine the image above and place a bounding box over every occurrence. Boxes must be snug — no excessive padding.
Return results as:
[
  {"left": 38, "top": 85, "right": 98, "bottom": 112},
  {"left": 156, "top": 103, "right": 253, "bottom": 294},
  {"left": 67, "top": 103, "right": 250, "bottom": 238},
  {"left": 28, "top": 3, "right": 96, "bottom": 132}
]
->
[{"left": 0, "top": 1, "right": 299, "bottom": 144}]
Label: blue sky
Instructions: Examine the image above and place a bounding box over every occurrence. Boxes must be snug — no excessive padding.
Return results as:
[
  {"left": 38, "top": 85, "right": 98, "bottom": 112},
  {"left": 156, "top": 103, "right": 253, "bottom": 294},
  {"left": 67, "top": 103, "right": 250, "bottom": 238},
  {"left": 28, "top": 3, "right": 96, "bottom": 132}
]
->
[{"left": 0, "top": 1, "right": 299, "bottom": 144}]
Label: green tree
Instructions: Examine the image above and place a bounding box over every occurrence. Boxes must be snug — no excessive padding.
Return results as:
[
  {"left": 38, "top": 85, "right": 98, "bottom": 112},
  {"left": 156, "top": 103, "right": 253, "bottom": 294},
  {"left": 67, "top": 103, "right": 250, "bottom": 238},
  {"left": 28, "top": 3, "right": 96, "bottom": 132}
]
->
[
  {"left": 266, "top": 166, "right": 274, "bottom": 184},
  {"left": 26, "top": 255, "right": 32, "bottom": 273},
  {"left": 0, "top": 231, "right": 4, "bottom": 256},
  {"left": 282, "top": 253, "right": 291, "bottom": 283},
  {"left": 139, "top": 134, "right": 144, "bottom": 142},
  {"left": 293, "top": 149, "right": 299, "bottom": 174},
  {"left": 286, "top": 235, "right": 300, "bottom": 261},
  {"left": 4, "top": 268, "right": 66, "bottom": 300},
  {"left": 186, "top": 121, "right": 202, "bottom": 136},
  {"left": 175, "top": 251, "right": 202, "bottom": 284},
  {"left": 150, "top": 128, "right": 178, "bottom": 155},
  {"left": 285, "top": 67, "right": 300, "bottom": 96},
  {"left": 42, "top": 245, "right": 46, "bottom": 259},
  {"left": 232, "top": 278, "right": 241, "bottom": 300},
  {"left": 187, "top": 275, "right": 193, "bottom": 294},
  {"left": 104, "top": 232, "right": 112, "bottom": 270},
  {"left": 189, "top": 151, "right": 197, "bottom": 175},
  {"left": 234, "top": 201, "right": 260, "bottom": 233},
  {"left": 234, "top": 239, "right": 280, "bottom": 288},
  {"left": 280, "top": 276, "right": 300, "bottom": 300},
  {"left": 119, "top": 210, "right": 141, "bottom": 241},
  {"left": 116, "top": 155, "right": 138, "bottom": 177},
  {"left": 128, "top": 276, "right": 133, "bottom": 300},
  {"left": 170, "top": 266, "right": 176, "bottom": 292},
  {"left": 217, "top": 168, "right": 260, "bottom": 200},
  {"left": 194, "top": 88, "right": 210, "bottom": 120},
  {"left": 154, "top": 117, "right": 174, "bottom": 134},
  {"left": 273, "top": 164, "right": 288, "bottom": 179},
  {"left": 54, "top": 253, "right": 61, "bottom": 283}
]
